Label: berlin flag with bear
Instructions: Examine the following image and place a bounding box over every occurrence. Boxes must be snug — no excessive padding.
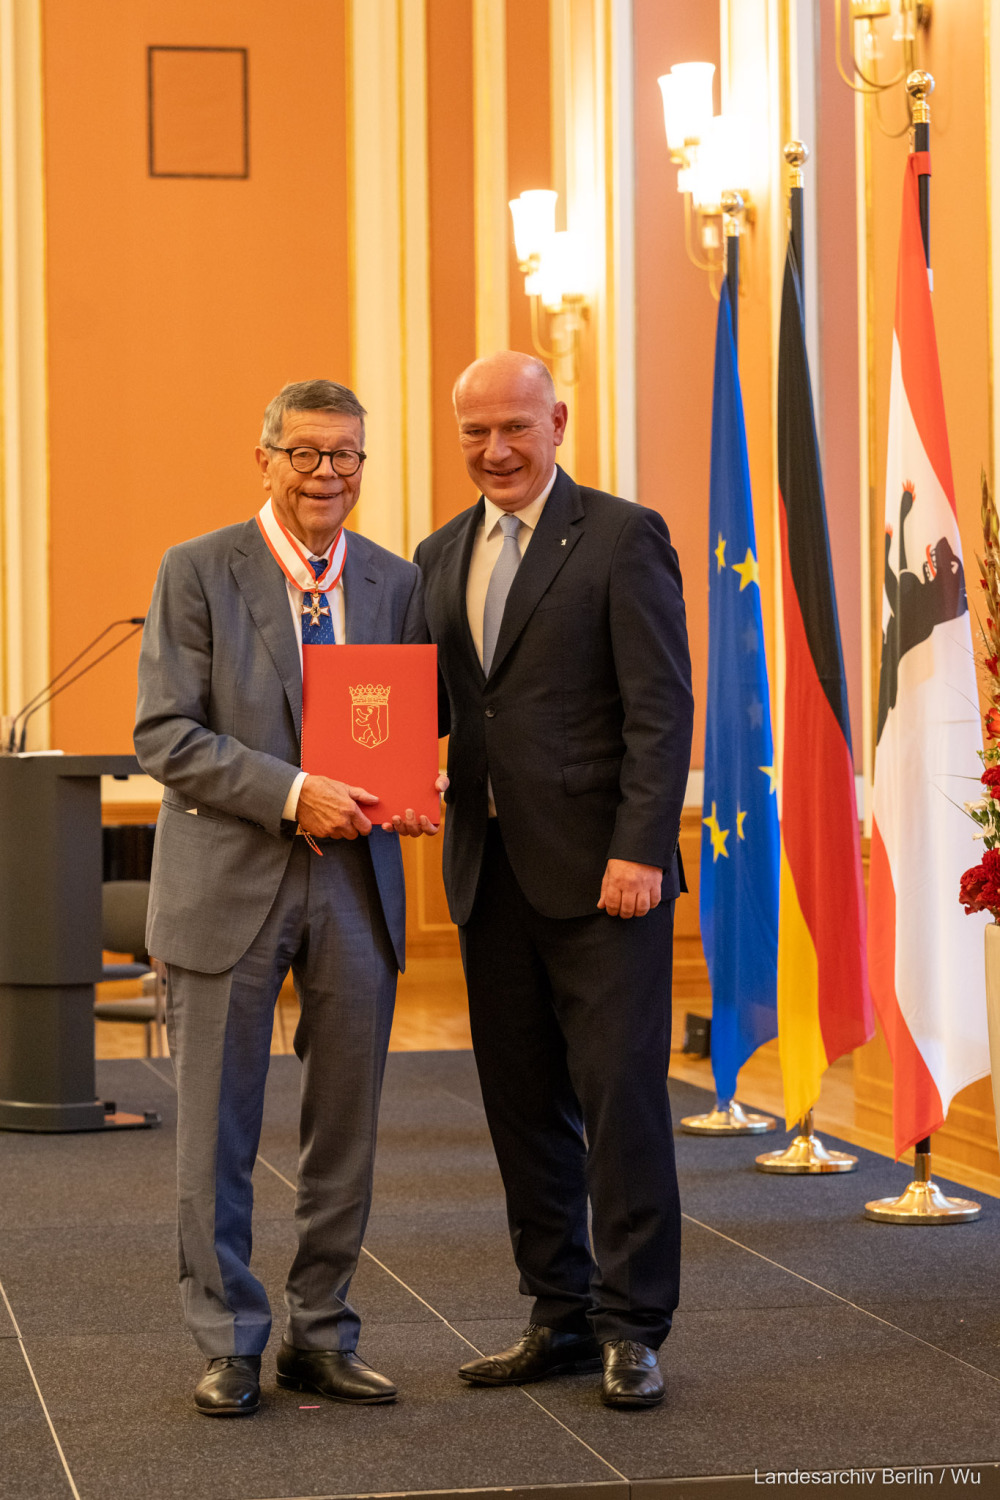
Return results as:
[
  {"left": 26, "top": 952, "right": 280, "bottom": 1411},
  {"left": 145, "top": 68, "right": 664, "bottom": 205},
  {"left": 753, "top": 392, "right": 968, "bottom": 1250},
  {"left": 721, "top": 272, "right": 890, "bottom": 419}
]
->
[{"left": 868, "top": 150, "right": 990, "bottom": 1157}]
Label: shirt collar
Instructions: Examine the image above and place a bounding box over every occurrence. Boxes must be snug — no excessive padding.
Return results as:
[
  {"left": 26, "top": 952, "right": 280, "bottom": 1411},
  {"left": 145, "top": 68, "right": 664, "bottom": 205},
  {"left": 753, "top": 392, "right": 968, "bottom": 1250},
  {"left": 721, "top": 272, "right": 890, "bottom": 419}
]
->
[
  {"left": 483, "top": 467, "right": 558, "bottom": 539},
  {"left": 287, "top": 532, "right": 336, "bottom": 566}
]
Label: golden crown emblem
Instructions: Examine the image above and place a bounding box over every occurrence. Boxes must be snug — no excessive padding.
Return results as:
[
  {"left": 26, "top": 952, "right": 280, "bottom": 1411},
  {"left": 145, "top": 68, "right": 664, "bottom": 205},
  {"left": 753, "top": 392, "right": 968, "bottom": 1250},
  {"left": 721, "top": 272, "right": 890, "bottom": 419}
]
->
[{"left": 349, "top": 683, "right": 391, "bottom": 708}]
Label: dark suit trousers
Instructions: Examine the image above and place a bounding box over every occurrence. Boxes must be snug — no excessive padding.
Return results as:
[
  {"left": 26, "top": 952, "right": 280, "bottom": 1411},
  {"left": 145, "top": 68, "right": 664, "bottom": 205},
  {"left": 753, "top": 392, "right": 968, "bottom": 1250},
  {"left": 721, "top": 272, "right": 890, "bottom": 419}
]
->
[
  {"left": 165, "top": 836, "right": 397, "bottom": 1358},
  {"left": 460, "top": 824, "right": 681, "bottom": 1349}
]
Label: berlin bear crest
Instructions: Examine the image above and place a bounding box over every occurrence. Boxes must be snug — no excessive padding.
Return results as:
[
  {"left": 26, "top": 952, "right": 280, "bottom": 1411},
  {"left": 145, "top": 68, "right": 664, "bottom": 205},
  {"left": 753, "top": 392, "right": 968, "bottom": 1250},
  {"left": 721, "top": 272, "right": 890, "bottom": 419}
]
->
[
  {"left": 349, "top": 683, "right": 391, "bottom": 748},
  {"left": 876, "top": 480, "right": 967, "bottom": 743}
]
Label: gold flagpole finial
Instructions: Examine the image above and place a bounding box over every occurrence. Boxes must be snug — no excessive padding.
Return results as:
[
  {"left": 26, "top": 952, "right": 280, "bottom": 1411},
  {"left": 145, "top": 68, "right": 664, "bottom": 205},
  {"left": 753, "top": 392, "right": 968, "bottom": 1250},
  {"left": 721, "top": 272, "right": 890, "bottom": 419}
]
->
[
  {"left": 906, "top": 70, "right": 934, "bottom": 124},
  {"left": 721, "top": 190, "right": 745, "bottom": 238},
  {"left": 783, "top": 140, "right": 809, "bottom": 191}
]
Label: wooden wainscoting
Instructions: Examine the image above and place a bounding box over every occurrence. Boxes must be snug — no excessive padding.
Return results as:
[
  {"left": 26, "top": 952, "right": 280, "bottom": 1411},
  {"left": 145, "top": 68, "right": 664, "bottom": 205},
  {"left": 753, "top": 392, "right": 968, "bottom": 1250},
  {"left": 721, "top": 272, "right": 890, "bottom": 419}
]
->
[
  {"left": 674, "top": 808, "right": 711, "bottom": 1004},
  {"left": 394, "top": 807, "right": 712, "bottom": 1054},
  {"left": 401, "top": 805, "right": 710, "bottom": 982},
  {"left": 855, "top": 1027, "right": 1000, "bottom": 1188},
  {"left": 850, "top": 838, "right": 999, "bottom": 1190},
  {"left": 104, "top": 801, "right": 161, "bottom": 825},
  {"left": 98, "top": 799, "right": 1000, "bottom": 1196},
  {"left": 670, "top": 818, "right": 1000, "bottom": 1197},
  {"left": 394, "top": 819, "right": 470, "bottom": 1050},
  {"left": 399, "top": 821, "right": 461, "bottom": 960},
  {"left": 99, "top": 796, "right": 472, "bottom": 1055}
]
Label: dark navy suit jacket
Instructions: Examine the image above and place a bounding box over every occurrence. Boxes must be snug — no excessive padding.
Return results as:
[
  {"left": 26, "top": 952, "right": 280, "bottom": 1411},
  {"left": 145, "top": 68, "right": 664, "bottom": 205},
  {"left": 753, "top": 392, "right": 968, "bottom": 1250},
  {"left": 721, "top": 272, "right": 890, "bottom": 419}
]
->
[{"left": 415, "top": 467, "right": 694, "bottom": 926}]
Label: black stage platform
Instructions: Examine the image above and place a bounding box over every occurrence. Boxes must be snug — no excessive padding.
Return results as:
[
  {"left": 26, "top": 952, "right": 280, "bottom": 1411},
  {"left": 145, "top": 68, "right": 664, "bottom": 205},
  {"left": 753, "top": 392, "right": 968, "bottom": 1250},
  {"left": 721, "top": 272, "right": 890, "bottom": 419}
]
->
[{"left": 2, "top": 1052, "right": 1000, "bottom": 1500}]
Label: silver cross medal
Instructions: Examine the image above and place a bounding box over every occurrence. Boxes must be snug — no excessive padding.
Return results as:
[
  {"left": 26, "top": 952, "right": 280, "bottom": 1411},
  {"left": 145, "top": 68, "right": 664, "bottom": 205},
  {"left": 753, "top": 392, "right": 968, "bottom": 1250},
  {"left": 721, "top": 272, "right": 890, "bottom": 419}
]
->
[{"left": 302, "top": 590, "right": 330, "bottom": 629}]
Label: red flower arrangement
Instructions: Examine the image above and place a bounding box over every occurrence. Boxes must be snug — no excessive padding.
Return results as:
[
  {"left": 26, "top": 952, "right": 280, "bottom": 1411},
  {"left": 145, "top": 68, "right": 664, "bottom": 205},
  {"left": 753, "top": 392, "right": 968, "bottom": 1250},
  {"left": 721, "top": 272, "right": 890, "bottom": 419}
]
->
[
  {"left": 960, "top": 834, "right": 1000, "bottom": 920},
  {"left": 959, "top": 473, "right": 1000, "bottom": 921},
  {"left": 959, "top": 848, "right": 1000, "bottom": 917}
]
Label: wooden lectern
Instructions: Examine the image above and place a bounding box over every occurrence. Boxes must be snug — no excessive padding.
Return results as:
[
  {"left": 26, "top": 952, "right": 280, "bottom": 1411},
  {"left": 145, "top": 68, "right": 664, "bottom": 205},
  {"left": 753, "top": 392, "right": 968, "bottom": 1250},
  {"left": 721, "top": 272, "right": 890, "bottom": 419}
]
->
[{"left": 0, "top": 755, "right": 160, "bottom": 1132}]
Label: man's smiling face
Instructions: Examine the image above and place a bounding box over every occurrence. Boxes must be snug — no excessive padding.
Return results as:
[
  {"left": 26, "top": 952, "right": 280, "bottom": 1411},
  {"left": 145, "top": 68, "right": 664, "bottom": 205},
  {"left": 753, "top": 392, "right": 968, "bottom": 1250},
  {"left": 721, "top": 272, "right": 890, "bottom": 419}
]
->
[
  {"left": 255, "top": 408, "right": 365, "bottom": 552},
  {"left": 454, "top": 354, "right": 567, "bottom": 513}
]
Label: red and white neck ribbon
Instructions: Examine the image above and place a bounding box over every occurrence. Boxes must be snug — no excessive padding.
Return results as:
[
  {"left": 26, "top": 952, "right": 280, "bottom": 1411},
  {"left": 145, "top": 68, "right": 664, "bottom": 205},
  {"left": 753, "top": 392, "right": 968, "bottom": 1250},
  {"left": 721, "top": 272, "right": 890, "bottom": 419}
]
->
[{"left": 255, "top": 498, "right": 347, "bottom": 594}]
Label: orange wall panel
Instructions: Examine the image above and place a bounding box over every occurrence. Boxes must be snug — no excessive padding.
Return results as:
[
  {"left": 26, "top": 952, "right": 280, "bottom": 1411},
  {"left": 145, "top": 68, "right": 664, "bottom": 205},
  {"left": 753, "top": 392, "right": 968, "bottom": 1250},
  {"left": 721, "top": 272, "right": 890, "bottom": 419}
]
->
[
  {"left": 505, "top": 0, "right": 551, "bottom": 361},
  {"left": 427, "top": 0, "right": 477, "bottom": 529},
  {"left": 43, "top": 0, "right": 350, "bottom": 753},
  {"left": 633, "top": 0, "right": 720, "bottom": 766}
]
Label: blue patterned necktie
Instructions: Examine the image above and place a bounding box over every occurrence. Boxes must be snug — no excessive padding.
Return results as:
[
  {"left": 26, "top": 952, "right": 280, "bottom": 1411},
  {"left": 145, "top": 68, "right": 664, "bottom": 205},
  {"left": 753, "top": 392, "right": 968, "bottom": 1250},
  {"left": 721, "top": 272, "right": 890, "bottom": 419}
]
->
[
  {"left": 482, "top": 514, "right": 523, "bottom": 674},
  {"left": 301, "top": 556, "right": 337, "bottom": 645}
]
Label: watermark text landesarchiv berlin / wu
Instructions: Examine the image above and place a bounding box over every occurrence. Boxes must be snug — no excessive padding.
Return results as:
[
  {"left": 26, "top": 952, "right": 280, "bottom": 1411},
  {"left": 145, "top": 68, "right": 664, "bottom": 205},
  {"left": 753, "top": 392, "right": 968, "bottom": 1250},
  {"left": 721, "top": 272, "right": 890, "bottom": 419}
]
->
[{"left": 754, "top": 1470, "right": 985, "bottom": 1486}]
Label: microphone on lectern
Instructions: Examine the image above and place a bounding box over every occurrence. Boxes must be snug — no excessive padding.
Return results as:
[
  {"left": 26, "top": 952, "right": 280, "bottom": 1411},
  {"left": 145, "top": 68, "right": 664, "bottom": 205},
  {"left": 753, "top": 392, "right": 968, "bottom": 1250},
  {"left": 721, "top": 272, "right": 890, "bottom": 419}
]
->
[{"left": 6, "top": 617, "right": 147, "bottom": 753}]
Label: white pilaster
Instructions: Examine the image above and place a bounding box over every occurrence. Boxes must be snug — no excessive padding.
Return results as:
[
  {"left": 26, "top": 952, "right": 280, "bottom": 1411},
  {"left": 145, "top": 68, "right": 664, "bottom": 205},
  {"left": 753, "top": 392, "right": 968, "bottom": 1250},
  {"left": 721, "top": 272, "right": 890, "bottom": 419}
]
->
[
  {"left": 0, "top": 0, "right": 49, "bottom": 744},
  {"left": 348, "top": 0, "right": 431, "bottom": 558}
]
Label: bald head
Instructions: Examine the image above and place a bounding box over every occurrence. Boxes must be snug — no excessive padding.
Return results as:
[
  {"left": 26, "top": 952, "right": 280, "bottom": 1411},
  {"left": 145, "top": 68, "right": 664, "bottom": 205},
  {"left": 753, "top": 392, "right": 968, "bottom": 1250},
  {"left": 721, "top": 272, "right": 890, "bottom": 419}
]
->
[
  {"left": 452, "top": 351, "right": 555, "bottom": 410},
  {"left": 453, "top": 351, "right": 567, "bottom": 512}
]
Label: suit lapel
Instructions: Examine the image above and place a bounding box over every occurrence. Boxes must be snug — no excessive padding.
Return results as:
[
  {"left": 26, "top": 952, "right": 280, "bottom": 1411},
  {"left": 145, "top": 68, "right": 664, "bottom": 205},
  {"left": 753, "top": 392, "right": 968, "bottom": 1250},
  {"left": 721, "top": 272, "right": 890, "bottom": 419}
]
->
[
  {"left": 231, "top": 524, "right": 386, "bottom": 741},
  {"left": 440, "top": 500, "right": 486, "bottom": 683},
  {"left": 230, "top": 521, "right": 302, "bottom": 735},
  {"left": 486, "top": 469, "right": 585, "bottom": 682},
  {"left": 343, "top": 531, "right": 384, "bottom": 643}
]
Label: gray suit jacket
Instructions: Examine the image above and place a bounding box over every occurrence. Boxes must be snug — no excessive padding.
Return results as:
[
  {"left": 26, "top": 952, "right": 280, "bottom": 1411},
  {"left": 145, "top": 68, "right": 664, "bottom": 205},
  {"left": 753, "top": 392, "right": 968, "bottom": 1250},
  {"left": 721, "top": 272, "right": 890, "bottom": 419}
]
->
[{"left": 134, "top": 517, "right": 423, "bottom": 973}]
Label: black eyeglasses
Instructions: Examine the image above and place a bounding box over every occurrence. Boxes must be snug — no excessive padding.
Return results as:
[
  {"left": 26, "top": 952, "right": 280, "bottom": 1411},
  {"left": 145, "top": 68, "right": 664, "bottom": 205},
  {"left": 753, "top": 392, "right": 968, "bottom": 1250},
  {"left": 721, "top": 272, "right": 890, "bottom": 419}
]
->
[{"left": 270, "top": 446, "right": 367, "bottom": 476}]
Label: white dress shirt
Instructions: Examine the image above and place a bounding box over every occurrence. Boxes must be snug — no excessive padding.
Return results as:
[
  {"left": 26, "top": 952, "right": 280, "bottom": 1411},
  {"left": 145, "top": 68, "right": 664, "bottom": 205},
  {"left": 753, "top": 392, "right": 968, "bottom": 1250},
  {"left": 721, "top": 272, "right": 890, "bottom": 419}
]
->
[
  {"left": 465, "top": 468, "right": 557, "bottom": 815},
  {"left": 465, "top": 468, "right": 558, "bottom": 664},
  {"left": 281, "top": 533, "right": 346, "bottom": 822}
]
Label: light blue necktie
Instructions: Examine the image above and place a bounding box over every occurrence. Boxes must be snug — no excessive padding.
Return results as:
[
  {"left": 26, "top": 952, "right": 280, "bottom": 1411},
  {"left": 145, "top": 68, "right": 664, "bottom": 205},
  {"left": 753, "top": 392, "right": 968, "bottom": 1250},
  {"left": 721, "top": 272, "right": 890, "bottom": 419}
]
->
[{"left": 482, "top": 514, "right": 523, "bottom": 674}]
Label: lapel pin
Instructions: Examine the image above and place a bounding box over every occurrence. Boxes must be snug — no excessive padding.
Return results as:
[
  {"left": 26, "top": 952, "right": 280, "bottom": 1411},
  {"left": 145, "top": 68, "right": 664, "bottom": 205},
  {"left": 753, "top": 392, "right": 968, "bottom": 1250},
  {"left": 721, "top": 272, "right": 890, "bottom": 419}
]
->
[{"left": 560, "top": 538, "right": 567, "bottom": 546}]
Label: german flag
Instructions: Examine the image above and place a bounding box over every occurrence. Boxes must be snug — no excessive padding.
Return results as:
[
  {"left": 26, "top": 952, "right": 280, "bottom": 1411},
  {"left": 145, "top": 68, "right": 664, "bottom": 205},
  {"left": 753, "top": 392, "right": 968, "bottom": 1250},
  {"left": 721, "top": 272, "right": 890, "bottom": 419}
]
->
[{"left": 776, "top": 242, "right": 873, "bottom": 1127}]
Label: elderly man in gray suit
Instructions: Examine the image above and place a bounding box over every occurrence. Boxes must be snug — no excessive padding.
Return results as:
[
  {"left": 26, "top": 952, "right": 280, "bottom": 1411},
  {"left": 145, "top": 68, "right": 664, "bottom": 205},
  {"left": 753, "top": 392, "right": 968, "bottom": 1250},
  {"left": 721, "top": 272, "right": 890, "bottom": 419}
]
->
[{"left": 135, "top": 379, "right": 440, "bottom": 1417}]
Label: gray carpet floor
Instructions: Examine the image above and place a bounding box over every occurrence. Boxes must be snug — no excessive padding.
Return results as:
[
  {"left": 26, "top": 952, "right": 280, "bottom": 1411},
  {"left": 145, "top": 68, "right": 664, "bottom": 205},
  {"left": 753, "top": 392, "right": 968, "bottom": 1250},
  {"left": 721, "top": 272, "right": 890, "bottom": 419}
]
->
[{"left": 1, "top": 1050, "right": 1000, "bottom": 1500}]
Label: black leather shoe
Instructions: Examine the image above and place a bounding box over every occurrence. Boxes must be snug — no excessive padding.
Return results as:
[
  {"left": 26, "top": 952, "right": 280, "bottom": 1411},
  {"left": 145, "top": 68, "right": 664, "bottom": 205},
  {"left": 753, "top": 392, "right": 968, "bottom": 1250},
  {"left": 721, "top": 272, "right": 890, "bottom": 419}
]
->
[
  {"left": 275, "top": 1340, "right": 397, "bottom": 1404},
  {"left": 600, "top": 1340, "right": 664, "bottom": 1408},
  {"left": 459, "top": 1324, "right": 602, "bottom": 1386},
  {"left": 194, "top": 1355, "right": 261, "bottom": 1416}
]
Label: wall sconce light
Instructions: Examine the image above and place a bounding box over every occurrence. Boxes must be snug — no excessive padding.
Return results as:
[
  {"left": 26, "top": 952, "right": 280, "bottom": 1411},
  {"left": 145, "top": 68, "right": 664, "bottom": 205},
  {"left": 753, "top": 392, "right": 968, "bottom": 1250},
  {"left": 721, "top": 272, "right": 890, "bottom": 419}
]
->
[
  {"left": 658, "top": 61, "right": 715, "bottom": 174},
  {"left": 509, "top": 191, "right": 590, "bottom": 385},
  {"left": 656, "top": 62, "right": 755, "bottom": 300},
  {"left": 835, "top": 0, "right": 932, "bottom": 114},
  {"left": 509, "top": 190, "right": 557, "bottom": 294}
]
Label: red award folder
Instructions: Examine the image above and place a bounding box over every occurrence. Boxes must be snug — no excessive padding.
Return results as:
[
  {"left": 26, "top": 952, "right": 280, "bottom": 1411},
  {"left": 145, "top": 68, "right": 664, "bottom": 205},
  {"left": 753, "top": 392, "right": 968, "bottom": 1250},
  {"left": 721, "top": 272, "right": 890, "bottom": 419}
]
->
[{"left": 300, "top": 644, "right": 440, "bottom": 825}]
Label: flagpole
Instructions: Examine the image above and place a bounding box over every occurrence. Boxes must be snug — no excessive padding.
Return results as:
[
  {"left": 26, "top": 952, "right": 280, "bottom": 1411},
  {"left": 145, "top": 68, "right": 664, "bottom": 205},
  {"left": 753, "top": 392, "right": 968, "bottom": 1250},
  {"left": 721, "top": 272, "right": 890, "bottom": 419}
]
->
[
  {"left": 785, "top": 142, "right": 807, "bottom": 295},
  {"left": 912, "top": 73, "right": 931, "bottom": 265},
  {"left": 723, "top": 190, "right": 742, "bottom": 351},
  {"left": 756, "top": 139, "right": 859, "bottom": 1176},
  {"left": 911, "top": 71, "right": 931, "bottom": 1170},
  {"left": 680, "top": 184, "right": 778, "bottom": 1141},
  {"left": 864, "top": 70, "right": 979, "bottom": 1224}
]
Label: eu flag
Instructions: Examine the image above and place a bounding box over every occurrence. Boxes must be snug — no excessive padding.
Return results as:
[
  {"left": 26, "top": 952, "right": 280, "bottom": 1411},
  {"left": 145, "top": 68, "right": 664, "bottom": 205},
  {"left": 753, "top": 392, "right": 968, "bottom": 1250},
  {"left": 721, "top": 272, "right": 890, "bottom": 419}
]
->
[{"left": 700, "top": 282, "right": 780, "bottom": 1102}]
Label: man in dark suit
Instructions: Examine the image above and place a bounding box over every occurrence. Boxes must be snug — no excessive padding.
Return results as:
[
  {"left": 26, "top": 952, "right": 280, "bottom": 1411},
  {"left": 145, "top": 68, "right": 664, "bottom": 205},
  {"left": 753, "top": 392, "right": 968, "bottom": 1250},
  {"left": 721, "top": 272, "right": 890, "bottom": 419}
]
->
[
  {"left": 414, "top": 351, "right": 693, "bottom": 1409},
  {"left": 135, "top": 380, "right": 441, "bottom": 1417}
]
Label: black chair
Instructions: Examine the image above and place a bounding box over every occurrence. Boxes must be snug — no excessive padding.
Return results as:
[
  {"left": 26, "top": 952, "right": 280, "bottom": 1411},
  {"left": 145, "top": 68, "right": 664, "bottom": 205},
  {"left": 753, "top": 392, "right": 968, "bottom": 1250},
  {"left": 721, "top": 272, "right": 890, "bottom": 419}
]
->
[
  {"left": 102, "top": 823, "right": 156, "bottom": 882},
  {"left": 93, "top": 880, "right": 166, "bottom": 1056}
]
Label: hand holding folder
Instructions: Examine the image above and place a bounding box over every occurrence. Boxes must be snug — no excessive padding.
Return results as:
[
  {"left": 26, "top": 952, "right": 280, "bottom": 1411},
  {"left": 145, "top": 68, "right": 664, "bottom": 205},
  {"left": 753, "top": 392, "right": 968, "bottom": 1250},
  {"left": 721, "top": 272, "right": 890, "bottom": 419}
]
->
[
  {"left": 295, "top": 775, "right": 382, "bottom": 840},
  {"left": 378, "top": 775, "right": 449, "bottom": 837}
]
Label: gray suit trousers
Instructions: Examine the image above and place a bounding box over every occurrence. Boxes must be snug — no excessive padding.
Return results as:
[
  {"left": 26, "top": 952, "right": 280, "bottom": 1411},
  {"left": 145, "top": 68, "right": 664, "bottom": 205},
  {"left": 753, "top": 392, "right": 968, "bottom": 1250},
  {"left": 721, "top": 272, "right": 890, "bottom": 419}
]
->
[{"left": 165, "top": 836, "right": 397, "bottom": 1357}]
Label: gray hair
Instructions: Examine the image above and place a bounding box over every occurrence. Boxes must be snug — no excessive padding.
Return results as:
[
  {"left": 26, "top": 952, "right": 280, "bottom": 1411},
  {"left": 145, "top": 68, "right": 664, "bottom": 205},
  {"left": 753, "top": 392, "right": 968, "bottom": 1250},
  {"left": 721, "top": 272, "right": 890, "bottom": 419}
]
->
[{"left": 260, "top": 380, "right": 367, "bottom": 448}]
